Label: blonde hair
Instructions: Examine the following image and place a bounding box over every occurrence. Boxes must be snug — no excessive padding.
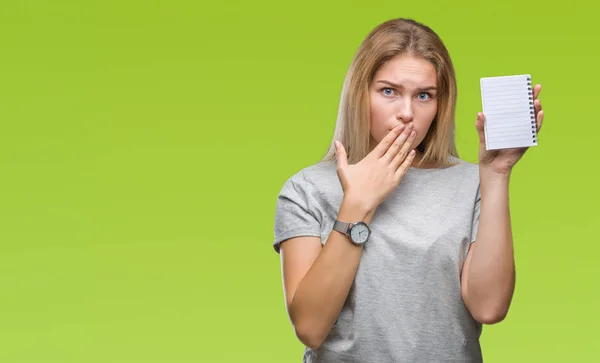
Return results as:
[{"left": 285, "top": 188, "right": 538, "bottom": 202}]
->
[{"left": 321, "top": 18, "right": 459, "bottom": 167}]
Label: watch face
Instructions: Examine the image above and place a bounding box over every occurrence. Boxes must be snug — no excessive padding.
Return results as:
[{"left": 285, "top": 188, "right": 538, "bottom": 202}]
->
[{"left": 349, "top": 222, "right": 370, "bottom": 244}]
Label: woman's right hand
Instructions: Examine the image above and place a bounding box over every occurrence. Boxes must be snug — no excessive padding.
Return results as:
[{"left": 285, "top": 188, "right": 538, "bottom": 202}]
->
[{"left": 334, "top": 122, "right": 417, "bottom": 212}]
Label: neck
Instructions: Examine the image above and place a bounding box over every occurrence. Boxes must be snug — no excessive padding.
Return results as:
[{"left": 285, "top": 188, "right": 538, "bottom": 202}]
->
[
  {"left": 411, "top": 149, "right": 441, "bottom": 169},
  {"left": 410, "top": 150, "right": 426, "bottom": 168}
]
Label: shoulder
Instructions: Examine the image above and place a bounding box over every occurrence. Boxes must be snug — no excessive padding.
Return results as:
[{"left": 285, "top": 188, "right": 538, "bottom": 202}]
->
[
  {"left": 446, "top": 157, "right": 481, "bottom": 199},
  {"left": 408, "top": 156, "right": 479, "bottom": 182},
  {"left": 405, "top": 156, "right": 480, "bottom": 195},
  {"left": 280, "top": 160, "right": 337, "bottom": 191},
  {"left": 274, "top": 161, "right": 339, "bottom": 227},
  {"left": 441, "top": 156, "right": 480, "bottom": 181}
]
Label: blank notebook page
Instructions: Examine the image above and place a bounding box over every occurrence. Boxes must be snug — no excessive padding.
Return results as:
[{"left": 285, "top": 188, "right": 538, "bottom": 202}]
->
[{"left": 480, "top": 74, "right": 538, "bottom": 150}]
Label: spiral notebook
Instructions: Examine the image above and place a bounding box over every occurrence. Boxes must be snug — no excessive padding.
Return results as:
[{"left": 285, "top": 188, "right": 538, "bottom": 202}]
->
[{"left": 480, "top": 74, "right": 538, "bottom": 150}]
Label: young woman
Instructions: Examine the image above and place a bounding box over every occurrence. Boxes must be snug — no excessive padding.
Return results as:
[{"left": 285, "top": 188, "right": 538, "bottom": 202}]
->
[{"left": 272, "top": 18, "right": 544, "bottom": 362}]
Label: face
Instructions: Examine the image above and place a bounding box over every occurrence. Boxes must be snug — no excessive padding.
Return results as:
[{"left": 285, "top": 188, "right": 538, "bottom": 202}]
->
[{"left": 368, "top": 55, "right": 438, "bottom": 153}]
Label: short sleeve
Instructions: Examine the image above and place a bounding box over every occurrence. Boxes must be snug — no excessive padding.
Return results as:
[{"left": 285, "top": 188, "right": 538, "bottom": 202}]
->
[
  {"left": 471, "top": 183, "right": 481, "bottom": 243},
  {"left": 272, "top": 171, "right": 321, "bottom": 254}
]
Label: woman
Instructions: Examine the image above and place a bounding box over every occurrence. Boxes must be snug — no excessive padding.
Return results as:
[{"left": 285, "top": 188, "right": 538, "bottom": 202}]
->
[{"left": 272, "top": 18, "right": 544, "bottom": 362}]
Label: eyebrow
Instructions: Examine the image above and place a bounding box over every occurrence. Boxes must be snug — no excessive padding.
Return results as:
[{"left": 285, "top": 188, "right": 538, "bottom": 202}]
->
[{"left": 376, "top": 80, "right": 437, "bottom": 92}]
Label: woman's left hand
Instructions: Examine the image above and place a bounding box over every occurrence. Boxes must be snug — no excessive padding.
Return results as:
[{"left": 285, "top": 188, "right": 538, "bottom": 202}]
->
[{"left": 475, "top": 84, "right": 544, "bottom": 175}]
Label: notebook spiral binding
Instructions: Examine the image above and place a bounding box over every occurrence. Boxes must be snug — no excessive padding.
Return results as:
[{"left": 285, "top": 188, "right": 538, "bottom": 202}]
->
[{"left": 527, "top": 76, "right": 537, "bottom": 144}]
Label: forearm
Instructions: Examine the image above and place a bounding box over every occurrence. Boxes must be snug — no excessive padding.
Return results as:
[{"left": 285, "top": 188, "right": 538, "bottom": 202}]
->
[
  {"left": 465, "top": 171, "right": 516, "bottom": 322},
  {"left": 290, "top": 198, "right": 373, "bottom": 348}
]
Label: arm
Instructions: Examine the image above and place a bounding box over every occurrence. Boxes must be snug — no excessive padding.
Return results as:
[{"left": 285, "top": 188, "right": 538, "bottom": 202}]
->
[
  {"left": 464, "top": 85, "right": 544, "bottom": 324},
  {"left": 280, "top": 198, "right": 374, "bottom": 349},
  {"left": 277, "top": 124, "right": 416, "bottom": 349},
  {"left": 461, "top": 171, "right": 515, "bottom": 324}
]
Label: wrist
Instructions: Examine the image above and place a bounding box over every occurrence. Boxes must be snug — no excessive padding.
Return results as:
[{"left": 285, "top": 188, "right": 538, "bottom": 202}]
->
[
  {"left": 339, "top": 196, "right": 375, "bottom": 224},
  {"left": 479, "top": 165, "right": 512, "bottom": 182},
  {"left": 479, "top": 167, "right": 511, "bottom": 197}
]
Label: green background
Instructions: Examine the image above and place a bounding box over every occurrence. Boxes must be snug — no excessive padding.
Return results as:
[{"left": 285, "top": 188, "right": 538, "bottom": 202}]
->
[{"left": 0, "top": 0, "right": 598, "bottom": 361}]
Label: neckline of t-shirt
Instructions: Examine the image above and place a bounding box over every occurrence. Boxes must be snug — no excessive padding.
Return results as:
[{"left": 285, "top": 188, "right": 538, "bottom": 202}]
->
[
  {"left": 407, "top": 160, "right": 464, "bottom": 173},
  {"left": 407, "top": 166, "right": 443, "bottom": 173},
  {"left": 317, "top": 158, "right": 465, "bottom": 172}
]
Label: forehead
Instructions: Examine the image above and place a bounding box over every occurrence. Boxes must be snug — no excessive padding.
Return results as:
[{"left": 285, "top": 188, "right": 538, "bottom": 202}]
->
[{"left": 374, "top": 55, "right": 437, "bottom": 86}]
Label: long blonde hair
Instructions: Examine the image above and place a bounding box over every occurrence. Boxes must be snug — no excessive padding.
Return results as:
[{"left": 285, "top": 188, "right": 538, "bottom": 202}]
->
[{"left": 321, "top": 18, "right": 459, "bottom": 167}]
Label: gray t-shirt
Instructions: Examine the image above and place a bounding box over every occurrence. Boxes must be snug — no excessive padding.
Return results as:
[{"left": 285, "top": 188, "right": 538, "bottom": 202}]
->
[{"left": 273, "top": 157, "right": 483, "bottom": 363}]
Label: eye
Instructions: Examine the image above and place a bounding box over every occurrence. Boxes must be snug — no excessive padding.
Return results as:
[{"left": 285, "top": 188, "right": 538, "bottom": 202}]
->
[
  {"left": 417, "top": 92, "right": 432, "bottom": 101},
  {"left": 381, "top": 87, "right": 395, "bottom": 97}
]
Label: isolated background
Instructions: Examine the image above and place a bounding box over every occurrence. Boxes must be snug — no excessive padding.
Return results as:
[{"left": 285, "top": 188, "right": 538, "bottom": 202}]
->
[{"left": 1, "top": 0, "right": 598, "bottom": 362}]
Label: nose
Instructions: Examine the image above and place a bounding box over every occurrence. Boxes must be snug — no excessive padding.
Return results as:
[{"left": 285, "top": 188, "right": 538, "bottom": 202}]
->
[{"left": 396, "top": 98, "right": 414, "bottom": 123}]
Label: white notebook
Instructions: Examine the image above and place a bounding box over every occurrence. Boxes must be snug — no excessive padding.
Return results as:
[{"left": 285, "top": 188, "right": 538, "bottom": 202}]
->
[{"left": 480, "top": 74, "right": 538, "bottom": 150}]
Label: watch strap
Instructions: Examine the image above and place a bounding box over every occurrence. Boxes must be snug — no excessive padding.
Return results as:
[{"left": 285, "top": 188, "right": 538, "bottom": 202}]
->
[{"left": 333, "top": 219, "right": 351, "bottom": 235}]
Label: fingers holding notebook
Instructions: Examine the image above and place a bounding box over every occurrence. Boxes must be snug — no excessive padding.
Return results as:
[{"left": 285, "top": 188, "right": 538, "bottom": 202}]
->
[
  {"left": 536, "top": 108, "right": 544, "bottom": 133},
  {"left": 533, "top": 84, "right": 544, "bottom": 132}
]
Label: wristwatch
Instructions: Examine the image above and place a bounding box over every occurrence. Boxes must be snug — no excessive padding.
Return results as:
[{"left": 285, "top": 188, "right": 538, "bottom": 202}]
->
[{"left": 333, "top": 219, "right": 371, "bottom": 245}]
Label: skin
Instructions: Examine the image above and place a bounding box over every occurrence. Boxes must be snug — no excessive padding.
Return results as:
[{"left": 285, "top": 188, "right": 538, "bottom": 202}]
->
[{"left": 462, "top": 84, "right": 544, "bottom": 323}]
